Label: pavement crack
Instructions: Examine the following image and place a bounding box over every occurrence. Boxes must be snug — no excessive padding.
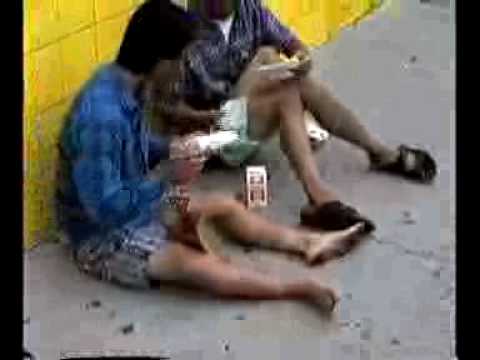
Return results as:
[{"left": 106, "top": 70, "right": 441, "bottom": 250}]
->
[{"left": 371, "top": 237, "right": 440, "bottom": 262}]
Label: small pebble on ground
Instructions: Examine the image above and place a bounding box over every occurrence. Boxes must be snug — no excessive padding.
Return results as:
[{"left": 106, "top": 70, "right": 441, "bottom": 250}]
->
[
  {"left": 119, "top": 323, "right": 136, "bottom": 335},
  {"left": 360, "top": 327, "right": 372, "bottom": 341},
  {"left": 243, "top": 247, "right": 254, "bottom": 254},
  {"left": 401, "top": 210, "right": 417, "bottom": 225},
  {"left": 391, "top": 337, "right": 401, "bottom": 346},
  {"left": 90, "top": 300, "right": 102, "bottom": 308}
]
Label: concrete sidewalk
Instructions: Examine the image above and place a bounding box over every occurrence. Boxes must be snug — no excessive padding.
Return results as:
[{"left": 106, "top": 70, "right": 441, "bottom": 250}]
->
[{"left": 24, "top": 1, "right": 455, "bottom": 359}]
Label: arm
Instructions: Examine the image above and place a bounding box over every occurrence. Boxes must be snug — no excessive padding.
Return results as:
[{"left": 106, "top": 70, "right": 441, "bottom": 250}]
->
[
  {"left": 73, "top": 122, "right": 171, "bottom": 228},
  {"left": 158, "top": 99, "right": 208, "bottom": 122},
  {"left": 255, "top": 1, "right": 312, "bottom": 76},
  {"left": 155, "top": 99, "right": 220, "bottom": 132},
  {"left": 256, "top": 0, "right": 306, "bottom": 57},
  {"left": 148, "top": 59, "right": 219, "bottom": 128}
]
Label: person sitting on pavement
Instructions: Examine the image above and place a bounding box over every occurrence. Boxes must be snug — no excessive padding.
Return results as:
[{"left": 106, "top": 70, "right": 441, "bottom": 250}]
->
[
  {"left": 153, "top": 0, "right": 437, "bottom": 233},
  {"left": 57, "top": 0, "right": 366, "bottom": 313}
]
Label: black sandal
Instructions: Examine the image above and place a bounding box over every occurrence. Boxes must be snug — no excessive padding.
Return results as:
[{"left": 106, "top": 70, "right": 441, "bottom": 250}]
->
[
  {"left": 373, "top": 145, "right": 437, "bottom": 183},
  {"left": 300, "top": 201, "right": 376, "bottom": 233}
]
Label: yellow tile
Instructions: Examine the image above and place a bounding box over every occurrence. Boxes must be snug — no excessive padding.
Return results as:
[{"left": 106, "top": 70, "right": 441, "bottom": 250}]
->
[
  {"left": 24, "top": 54, "right": 37, "bottom": 121},
  {"left": 23, "top": 116, "right": 28, "bottom": 177},
  {"left": 25, "top": 103, "right": 69, "bottom": 185},
  {"left": 26, "top": 0, "right": 62, "bottom": 49},
  {"left": 24, "top": 199, "right": 42, "bottom": 249},
  {"left": 25, "top": 128, "right": 40, "bottom": 181},
  {"left": 30, "top": 43, "right": 65, "bottom": 111},
  {"left": 129, "top": 1, "right": 143, "bottom": 18},
  {"left": 300, "top": 0, "right": 310, "bottom": 15},
  {"left": 26, "top": 114, "right": 45, "bottom": 180},
  {"left": 264, "top": 0, "right": 378, "bottom": 47},
  {"left": 57, "top": 0, "right": 95, "bottom": 36},
  {"left": 324, "top": 0, "right": 342, "bottom": 30},
  {"left": 24, "top": 99, "right": 72, "bottom": 249},
  {"left": 339, "top": 0, "right": 354, "bottom": 25},
  {"left": 98, "top": 52, "right": 117, "bottom": 65},
  {"left": 60, "top": 28, "right": 97, "bottom": 96},
  {"left": 23, "top": 189, "right": 36, "bottom": 249},
  {"left": 24, "top": 4, "right": 34, "bottom": 54},
  {"left": 269, "top": 1, "right": 295, "bottom": 24},
  {"left": 24, "top": 95, "right": 72, "bottom": 250},
  {"left": 38, "top": 99, "right": 71, "bottom": 158},
  {"left": 131, "top": 0, "right": 146, "bottom": 7},
  {"left": 96, "top": 14, "right": 129, "bottom": 63},
  {"left": 95, "top": 0, "right": 133, "bottom": 22},
  {"left": 24, "top": 180, "right": 57, "bottom": 249}
]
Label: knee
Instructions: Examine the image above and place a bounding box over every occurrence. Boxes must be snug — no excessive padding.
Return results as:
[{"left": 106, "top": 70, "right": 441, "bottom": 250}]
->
[
  {"left": 204, "top": 193, "right": 235, "bottom": 205},
  {"left": 214, "top": 195, "right": 243, "bottom": 213},
  {"left": 147, "top": 245, "right": 188, "bottom": 280},
  {"left": 202, "top": 193, "right": 242, "bottom": 214}
]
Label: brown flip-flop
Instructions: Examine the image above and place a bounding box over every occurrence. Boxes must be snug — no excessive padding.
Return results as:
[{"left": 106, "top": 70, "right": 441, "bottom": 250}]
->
[
  {"left": 373, "top": 145, "right": 437, "bottom": 183},
  {"left": 300, "top": 201, "right": 376, "bottom": 233}
]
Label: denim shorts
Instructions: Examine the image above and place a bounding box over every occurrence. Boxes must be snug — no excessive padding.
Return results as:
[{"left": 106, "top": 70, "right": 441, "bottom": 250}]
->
[{"left": 73, "top": 223, "right": 169, "bottom": 289}]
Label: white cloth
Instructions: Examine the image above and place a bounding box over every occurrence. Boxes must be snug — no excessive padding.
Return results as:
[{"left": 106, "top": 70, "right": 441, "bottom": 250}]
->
[
  {"left": 217, "top": 97, "right": 260, "bottom": 167},
  {"left": 213, "top": 14, "right": 235, "bottom": 42}
]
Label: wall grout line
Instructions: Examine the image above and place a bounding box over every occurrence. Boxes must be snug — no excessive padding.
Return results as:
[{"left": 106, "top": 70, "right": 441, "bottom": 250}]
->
[
  {"left": 93, "top": 0, "right": 100, "bottom": 62},
  {"left": 23, "top": 5, "right": 137, "bottom": 56},
  {"left": 24, "top": 3, "right": 142, "bottom": 117}
]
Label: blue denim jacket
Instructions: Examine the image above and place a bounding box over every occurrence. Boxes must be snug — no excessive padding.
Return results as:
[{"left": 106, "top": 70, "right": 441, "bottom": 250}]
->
[{"left": 57, "top": 64, "right": 171, "bottom": 249}]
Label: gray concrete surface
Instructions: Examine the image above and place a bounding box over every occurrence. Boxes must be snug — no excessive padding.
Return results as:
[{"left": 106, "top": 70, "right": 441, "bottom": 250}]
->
[{"left": 24, "top": 1, "right": 455, "bottom": 359}]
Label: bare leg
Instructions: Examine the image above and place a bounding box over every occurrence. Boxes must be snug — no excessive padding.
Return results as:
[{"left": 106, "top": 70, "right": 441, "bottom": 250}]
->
[
  {"left": 298, "top": 76, "right": 399, "bottom": 165},
  {"left": 189, "top": 194, "right": 365, "bottom": 264},
  {"left": 230, "top": 48, "right": 376, "bottom": 230},
  {"left": 147, "top": 243, "right": 338, "bottom": 311},
  {"left": 190, "top": 194, "right": 306, "bottom": 253},
  {"left": 246, "top": 80, "right": 338, "bottom": 206},
  {"left": 233, "top": 46, "right": 286, "bottom": 97},
  {"left": 233, "top": 48, "right": 337, "bottom": 206}
]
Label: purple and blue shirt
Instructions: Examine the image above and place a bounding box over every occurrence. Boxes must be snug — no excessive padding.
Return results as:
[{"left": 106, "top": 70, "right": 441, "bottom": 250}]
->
[{"left": 182, "top": 0, "right": 302, "bottom": 108}]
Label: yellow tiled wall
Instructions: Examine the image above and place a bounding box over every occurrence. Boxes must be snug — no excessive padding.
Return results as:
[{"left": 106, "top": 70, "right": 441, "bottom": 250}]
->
[
  {"left": 266, "top": 0, "right": 382, "bottom": 46},
  {"left": 23, "top": 0, "right": 148, "bottom": 249},
  {"left": 23, "top": 0, "right": 379, "bottom": 250}
]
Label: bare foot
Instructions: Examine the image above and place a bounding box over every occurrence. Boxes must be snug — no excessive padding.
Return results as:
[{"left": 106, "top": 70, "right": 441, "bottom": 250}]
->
[
  {"left": 304, "top": 223, "right": 365, "bottom": 265},
  {"left": 306, "top": 281, "right": 340, "bottom": 312}
]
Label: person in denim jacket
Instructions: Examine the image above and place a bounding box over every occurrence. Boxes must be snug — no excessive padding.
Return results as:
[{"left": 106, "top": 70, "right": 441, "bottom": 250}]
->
[{"left": 57, "top": 0, "right": 368, "bottom": 312}]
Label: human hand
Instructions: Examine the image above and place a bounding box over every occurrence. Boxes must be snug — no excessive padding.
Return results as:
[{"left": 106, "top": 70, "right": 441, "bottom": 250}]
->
[
  {"left": 170, "top": 133, "right": 210, "bottom": 159},
  {"left": 169, "top": 208, "right": 203, "bottom": 249},
  {"left": 291, "top": 49, "right": 313, "bottom": 77},
  {"left": 171, "top": 156, "right": 206, "bottom": 186}
]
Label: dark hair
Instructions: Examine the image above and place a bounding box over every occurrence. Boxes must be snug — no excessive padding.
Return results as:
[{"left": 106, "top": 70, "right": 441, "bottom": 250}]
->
[{"left": 116, "top": 0, "right": 199, "bottom": 75}]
